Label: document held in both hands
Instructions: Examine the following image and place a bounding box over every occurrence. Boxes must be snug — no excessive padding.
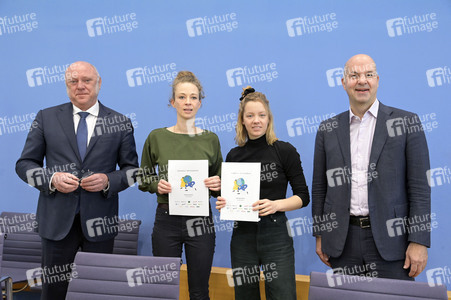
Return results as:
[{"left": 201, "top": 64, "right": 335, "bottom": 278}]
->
[
  {"left": 168, "top": 160, "right": 209, "bottom": 216},
  {"left": 220, "top": 162, "right": 261, "bottom": 222}
]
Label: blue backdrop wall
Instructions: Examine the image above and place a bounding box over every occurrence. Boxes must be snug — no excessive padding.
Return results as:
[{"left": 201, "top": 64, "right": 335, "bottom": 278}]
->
[{"left": 1, "top": 0, "right": 450, "bottom": 287}]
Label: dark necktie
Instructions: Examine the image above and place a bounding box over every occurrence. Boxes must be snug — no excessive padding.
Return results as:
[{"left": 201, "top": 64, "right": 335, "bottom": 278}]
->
[{"left": 77, "top": 112, "right": 89, "bottom": 161}]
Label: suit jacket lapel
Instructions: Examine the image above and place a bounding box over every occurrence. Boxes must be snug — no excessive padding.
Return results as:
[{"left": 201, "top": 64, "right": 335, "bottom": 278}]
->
[
  {"left": 369, "top": 102, "right": 392, "bottom": 166},
  {"left": 57, "top": 103, "right": 82, "bottom": 162},
  {"left": 84, "top": 101, "right": 111, "bottom": 159},
  {"left": 336, "top": 112, "right": 352, "bottom": 169}
]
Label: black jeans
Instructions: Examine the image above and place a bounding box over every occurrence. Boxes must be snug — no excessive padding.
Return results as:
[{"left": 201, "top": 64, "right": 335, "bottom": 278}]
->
[
  {"left": 230, "top": 212, "right": 296, "bottom": 300},
  {"left": 152, "top": 206, "right": 216, "bottom": 300}
]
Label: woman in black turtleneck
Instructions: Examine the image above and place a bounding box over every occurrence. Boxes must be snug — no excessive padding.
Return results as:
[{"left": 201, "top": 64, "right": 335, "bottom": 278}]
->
[{"left": 216, "top": 87, "right": 310, "bottom": 300}]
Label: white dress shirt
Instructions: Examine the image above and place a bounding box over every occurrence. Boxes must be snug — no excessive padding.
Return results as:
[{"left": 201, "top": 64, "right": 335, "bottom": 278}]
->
[
  {"left": 349, "top": 99, "right": 379, "bottom": 216},
  {"left": 49, "top": 101, "right": 102, "bottom": 191}
]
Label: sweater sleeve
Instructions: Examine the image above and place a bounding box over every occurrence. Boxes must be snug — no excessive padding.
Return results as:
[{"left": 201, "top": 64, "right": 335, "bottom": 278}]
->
[
  {"left": 138, "top": 133, "right": 159, "bottom": 194},
  {"left": 278, "top": 142, "right": 310, "bottom": 207},
  {"left": 209, "top": 133, "right": 223, "bottom": 198}
]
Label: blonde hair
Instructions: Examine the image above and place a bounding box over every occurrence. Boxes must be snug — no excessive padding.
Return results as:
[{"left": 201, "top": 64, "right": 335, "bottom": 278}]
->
[
  {"left": 169, "top": 71, "right": 205, "bottom": 105},
  {"left": 235, "top": 89, "right": 278, "bottom": 146}
]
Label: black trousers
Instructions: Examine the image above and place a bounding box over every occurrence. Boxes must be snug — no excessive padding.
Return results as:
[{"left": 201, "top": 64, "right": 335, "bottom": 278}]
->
[
  {"left": 40, "top": 214, "right": 114, "bottom": 300},
  {"left": 329, "top": 223, "right": 413, "bottom": 280},
  {"left": 151, "top": 206, "right": 215, "bottom": 300},
  {"left": 230, "top": 213, "right": 297, "bottom": 300}
]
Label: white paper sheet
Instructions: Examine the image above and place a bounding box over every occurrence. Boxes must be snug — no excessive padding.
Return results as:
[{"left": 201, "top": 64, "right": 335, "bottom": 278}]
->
[
  {"left": 220, "top": 162, "right": 261, "bottom": 222},
  {"left": 168, "top": 160, "right": 209, "bottom": 216}
]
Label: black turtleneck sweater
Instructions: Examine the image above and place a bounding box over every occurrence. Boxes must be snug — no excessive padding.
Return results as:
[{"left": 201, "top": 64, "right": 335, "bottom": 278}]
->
[{"left": 226, "top": 135, "right": 310, "bottom": 207}]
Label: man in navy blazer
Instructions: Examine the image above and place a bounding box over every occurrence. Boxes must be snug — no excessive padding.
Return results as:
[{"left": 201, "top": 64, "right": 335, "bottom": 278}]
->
[
  {"left": 16, "top": 61, "right": 139, "bottom": 299},
  {"left": 312, "top": 54, "right": 430, "bottom": 280}
]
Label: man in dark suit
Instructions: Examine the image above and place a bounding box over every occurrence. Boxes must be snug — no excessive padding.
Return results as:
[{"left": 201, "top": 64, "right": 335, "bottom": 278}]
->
[
  {"left": 16, "top": 61, "right": 139, "bottom": 299},
  {"left": 312, "top": 54, "right": 430, "bottom": 280}
]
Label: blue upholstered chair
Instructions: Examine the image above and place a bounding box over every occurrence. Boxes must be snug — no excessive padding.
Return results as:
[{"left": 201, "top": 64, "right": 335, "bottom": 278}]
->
[
  {"left": 66, "top": 252, "right": 181, "bottom": 300},
  {"left": 309, "top": 271, "right": 448, "bottom": 300}
]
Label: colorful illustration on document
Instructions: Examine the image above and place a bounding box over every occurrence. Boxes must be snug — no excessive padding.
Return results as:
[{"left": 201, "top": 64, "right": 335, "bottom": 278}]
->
[
  {"left": 180, "top": 175, "right": 196, "bottom": 191},
  {"left": 233, "top": 178, "right": 248, "bottom": 194}
]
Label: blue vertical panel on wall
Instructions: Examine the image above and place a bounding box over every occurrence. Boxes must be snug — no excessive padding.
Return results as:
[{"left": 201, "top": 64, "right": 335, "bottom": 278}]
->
[{"left": 1, "top": 0, "right": 450, "bottom": 286}]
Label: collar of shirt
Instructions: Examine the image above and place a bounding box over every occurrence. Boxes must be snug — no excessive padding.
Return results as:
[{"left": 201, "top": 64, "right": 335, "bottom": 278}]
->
[
  {"left": 72, "top": 101, "right": 100, "bottom": 117},
  {"left": 349, "top": 99, "right": 379, "bottom": 123}
]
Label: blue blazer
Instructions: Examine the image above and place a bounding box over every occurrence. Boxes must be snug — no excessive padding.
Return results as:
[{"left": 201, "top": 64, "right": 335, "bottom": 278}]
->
[
  {"left": 16, "top": 102, "right": 139, "bottom": 242},
  {"left": 312, "top": 102, "right": 431, "bottom": 261}
]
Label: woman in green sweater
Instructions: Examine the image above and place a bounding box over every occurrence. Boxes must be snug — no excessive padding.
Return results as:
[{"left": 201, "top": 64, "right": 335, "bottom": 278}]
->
[{"left": 138, "top": 71, "right": 222, "bottom": 300}]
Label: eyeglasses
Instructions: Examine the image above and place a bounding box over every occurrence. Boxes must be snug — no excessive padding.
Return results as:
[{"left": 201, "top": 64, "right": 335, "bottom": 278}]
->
[{"left": 346, "top": 72, "right": 378, "bottom": 81}]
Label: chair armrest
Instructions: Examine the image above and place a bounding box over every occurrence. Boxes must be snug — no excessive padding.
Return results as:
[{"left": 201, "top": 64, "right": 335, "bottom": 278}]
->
[{"left": 0, "top": 276, "right": 13, "bottom": 300}]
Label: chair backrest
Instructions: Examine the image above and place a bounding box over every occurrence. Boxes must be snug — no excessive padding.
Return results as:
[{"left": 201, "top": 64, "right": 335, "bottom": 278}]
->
[
  {"left": 113, "top": 219, "right": 142, "bottom": 255},
  {"left": 309, "top": 271, "right": 448, "bottom": 300},
  {"left": 0, "top": 212, "right": 42, "bottom": 283},
  {"left": 66, "top": 252, "right": 181, "bottom": 300},
  {"left": 0, "top": 212, "right": 141, "bottom": 287}
]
